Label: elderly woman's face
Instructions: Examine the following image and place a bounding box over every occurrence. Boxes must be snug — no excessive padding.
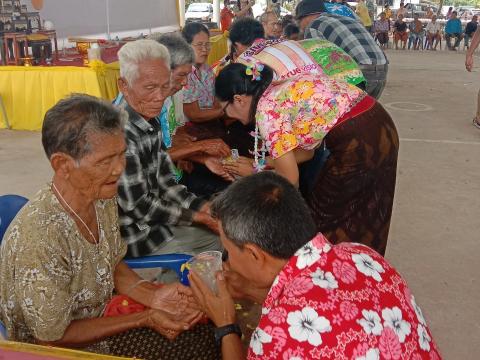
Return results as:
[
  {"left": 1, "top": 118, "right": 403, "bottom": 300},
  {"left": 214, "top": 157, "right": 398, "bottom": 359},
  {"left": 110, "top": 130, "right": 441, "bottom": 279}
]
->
[
  {"left": 68, "top": 131, "right": 127, "bottom": 200},
  {"left": 191, "top": 31, "right": 211, "bottom": 65},
  {"left": 169, "top": 63, "right": 193, "bottom": 95},
  {"left": 120, "top": 58, "right": 171, "bottom": 119}
]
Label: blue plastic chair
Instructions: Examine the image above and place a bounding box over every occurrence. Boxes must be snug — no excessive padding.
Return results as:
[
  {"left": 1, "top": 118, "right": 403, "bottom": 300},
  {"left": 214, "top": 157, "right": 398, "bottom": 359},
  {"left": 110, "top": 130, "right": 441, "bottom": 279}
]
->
[{"left": 0, "top": 194, "right": 28, "bottom": 242}]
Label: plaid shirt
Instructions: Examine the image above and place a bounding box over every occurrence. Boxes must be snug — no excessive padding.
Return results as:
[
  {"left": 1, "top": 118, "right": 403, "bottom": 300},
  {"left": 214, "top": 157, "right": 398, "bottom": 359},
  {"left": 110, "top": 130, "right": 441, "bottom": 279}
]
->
[
  {"left": 304, "top": 13, "right": 388, "bottom": 66},
  {"left": 117, "top": 103, "right": 205, "bottom": 258}
]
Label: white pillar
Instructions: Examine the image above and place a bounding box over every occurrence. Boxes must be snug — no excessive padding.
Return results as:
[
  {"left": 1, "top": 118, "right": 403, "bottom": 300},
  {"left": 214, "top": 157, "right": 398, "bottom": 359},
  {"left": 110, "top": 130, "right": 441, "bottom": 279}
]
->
[
  {"left": 178, "top": 0, "right": 186, "bottom": 27},
  {"left": 213, "top": 0, "right": 220, "bottom": 27}
]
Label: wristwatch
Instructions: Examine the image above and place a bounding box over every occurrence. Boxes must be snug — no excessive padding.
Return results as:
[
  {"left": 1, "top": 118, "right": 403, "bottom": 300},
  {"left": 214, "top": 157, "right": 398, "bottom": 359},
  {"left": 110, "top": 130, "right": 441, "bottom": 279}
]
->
[{"left": 214, "top": 323, "right": 242, "bottom": 345}]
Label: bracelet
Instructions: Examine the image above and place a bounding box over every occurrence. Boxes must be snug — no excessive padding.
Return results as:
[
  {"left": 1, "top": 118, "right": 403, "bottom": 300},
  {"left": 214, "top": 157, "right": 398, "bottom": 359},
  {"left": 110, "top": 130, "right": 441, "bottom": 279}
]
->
[{"left": 125, "top": 279, "right": 150, "bottom": 297}]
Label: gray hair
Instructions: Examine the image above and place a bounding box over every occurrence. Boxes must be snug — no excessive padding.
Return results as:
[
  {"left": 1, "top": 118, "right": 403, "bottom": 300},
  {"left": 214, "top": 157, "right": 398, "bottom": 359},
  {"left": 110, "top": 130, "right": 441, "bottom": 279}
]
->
[
  {"left": 42, "top": 94, "right": 126, "bottom": 160},
  {"left": 211, "top": 172, "right": 317, "bottom": 259},
  {"left": 118, "top": 39, "right": 171, "bottom": 84},
  {"left": 156, "top": 33, "right": 195, "bottom": 69},
  {"left": 260, "top": 11, "right": 277, "bottom": 24}
]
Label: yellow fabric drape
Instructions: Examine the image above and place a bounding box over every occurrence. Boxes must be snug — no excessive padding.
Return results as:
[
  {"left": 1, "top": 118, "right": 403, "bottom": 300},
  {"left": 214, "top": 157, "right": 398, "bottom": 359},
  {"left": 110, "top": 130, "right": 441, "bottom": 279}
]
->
[
  {"left": 207, "top": 32, "right": 229, "bottom": 66},
  {"left": 0, "top": 63, "right": 120, "bottom": 130}
]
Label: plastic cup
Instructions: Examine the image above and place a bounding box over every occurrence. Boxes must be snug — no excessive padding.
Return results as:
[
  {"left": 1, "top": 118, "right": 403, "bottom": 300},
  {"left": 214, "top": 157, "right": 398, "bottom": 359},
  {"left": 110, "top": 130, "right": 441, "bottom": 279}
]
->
[{"left": 187, "top": 251, "right": 223, "bottom": 294}]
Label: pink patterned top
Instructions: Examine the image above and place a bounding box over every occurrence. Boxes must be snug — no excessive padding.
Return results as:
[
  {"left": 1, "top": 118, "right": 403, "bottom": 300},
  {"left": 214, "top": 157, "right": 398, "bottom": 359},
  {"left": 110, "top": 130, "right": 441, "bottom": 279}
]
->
[
  {"left": 247, "top": 233, "right": 441, "bottom": 359},
  {"left": 256, "top": 74, "right": 364, "bottom": 159}
]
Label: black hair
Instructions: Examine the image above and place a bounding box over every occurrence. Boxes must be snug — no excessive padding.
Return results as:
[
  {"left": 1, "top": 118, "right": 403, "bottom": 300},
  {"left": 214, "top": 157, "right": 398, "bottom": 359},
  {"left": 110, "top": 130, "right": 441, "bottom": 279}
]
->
[
  {"left": 211, "top": 172, "right": 317, "bottom": 259},
  {"left": 284, "top": 23, "right": 300, "bottom": 39},
  {"left": 215, "top": 62, "right": 273, "bottom": 123},
  {"left": 229, "top": 17, "right": 265, "bottom": 46},
  {"left": 181, "top": 22, "right": 210, "bottom": 44}
]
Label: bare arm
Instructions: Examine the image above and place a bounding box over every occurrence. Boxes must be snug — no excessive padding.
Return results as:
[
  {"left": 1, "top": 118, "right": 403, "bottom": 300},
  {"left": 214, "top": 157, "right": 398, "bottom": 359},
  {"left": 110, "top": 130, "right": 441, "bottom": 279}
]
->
[
  {"left": 184, "top": 101, "right": 224, "bottom": 123},
  {"left": 466, "top": 28, "right": 480, "bottom": 71},
  {"left": 233, "top": 1, "right": 254, "bottom": 17}
]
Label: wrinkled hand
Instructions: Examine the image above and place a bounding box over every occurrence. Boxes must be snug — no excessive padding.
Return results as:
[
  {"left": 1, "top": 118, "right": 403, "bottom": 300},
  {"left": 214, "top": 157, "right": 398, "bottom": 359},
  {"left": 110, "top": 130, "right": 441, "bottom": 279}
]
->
[
  {"left": 193, "top": 211, "right": 219, "bottom": 234},
  {"left": 150, "top": 283, "right": 203, "bottom": 322},
  {"left": 222, "top": 156, "right": 255, "bottom": 178},
  {"left": 466, "top": 53, "right": 474, "bottom": 72},
  {"left": 205, "top": 157, "right": 235, "bottom": 182},
  {"left": 198, "top": 139, "right": 230, "bottom": 157},
  {"left": 177, "top": 159, "right": 194, "bottom": 173},
  {"left": 146, "top": 308, "right": 201, "bottom": 340},
  {"left": 188, "top": 271, "right": 236, "bottom": 327}
]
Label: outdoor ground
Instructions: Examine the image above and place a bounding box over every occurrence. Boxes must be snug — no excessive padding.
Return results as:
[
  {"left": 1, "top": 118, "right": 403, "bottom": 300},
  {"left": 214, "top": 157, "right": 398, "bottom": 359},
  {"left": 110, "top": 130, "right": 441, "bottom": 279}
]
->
[{"left": 1, "top": 48, "right": 479, "bottom": 358}]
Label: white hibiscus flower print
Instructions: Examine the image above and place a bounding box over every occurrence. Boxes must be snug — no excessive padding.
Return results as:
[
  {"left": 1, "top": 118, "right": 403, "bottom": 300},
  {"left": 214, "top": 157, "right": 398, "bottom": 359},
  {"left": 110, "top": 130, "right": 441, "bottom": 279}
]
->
[
  {"left": 356, "top": 348, "right": 380, "bottom": 360},
  {"left": 250, "top": 328, "right": 273, "bottom": 355},
  {"left": 352, "top": 253, "right": 384, "bottom": 282},
  {"left": 382, "top": 307, "right": 411, "bottom": 343},
  {"left": 357, "top": 309, "right": 383, "bottom": 335},
  {"left": 410, "top": 295, "right": 426, "bottom": 325},
  {"left": 295, "top": 243, "right": 322, "bottom": 269},
  {"left": 287, "top": 307, "right": 332, "bottom": 346},
  {"left": 311, "top": 269, "right": 338, "bottom": 290},
  {"left": 417, "top": 324, "right": 431, "bottom": 351}
]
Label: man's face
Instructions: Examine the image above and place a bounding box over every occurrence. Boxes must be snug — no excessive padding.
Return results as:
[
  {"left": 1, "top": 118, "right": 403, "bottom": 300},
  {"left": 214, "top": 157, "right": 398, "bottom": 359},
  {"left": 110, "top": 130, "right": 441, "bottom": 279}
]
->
[
  {"left": 170, "top": 63, "right": 192, "bottom": 95},
  {"left": 120, "top": 59, "right": 171, "bottom": 119},
  {"left": 451, "top": 12, "right": 457, "bottom": 19},
  {"left": 263, "top": 14, "right": 282, "bottom": 38},
  {"left": 67, "top": 131, "right": 127, "bottom": 200},
  {"left": 473, "top": 16, "right": 478, "bottom": 23}
]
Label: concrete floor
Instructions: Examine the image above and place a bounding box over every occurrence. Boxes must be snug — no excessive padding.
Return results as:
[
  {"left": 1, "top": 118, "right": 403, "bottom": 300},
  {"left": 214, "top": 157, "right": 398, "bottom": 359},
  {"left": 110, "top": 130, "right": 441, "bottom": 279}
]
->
[{"left": 1, "top": 49, "right": 480, "bottom": 358}]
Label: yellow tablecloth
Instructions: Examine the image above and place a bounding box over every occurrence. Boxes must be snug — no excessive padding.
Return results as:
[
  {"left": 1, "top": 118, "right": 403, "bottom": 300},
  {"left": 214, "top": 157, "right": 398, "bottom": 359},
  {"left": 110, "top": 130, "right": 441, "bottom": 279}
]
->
[
  {"left": 207, "top": 32, "right": 229, "bottom": 67},
  {"left": 0, "top": 62, "right": 120, "bottom": 131}
]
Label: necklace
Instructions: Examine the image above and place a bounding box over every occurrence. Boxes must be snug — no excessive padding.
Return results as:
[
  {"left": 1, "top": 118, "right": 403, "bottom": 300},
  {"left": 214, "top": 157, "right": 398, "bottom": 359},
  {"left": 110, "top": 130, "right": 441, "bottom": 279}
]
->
[{"left": 52, "top": 182, "right": 100, "bottom": 245}]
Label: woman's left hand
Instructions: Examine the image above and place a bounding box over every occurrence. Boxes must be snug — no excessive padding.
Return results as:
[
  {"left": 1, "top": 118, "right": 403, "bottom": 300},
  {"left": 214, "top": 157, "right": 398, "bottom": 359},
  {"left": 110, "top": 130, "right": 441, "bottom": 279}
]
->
[
  {"left": 150, "top": 283, "right": 203, "bottom": 322},
  {"left": 188, "top": 271, "right": 237, "bottom": 327},
  {"left": 222, "top": 156, "right": 255, "bottom": 177}
]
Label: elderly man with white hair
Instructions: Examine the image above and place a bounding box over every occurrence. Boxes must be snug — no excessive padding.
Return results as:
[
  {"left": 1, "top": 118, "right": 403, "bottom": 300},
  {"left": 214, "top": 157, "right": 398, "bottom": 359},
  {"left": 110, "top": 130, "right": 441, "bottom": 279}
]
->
[{"left": 116, "top": 39, "right": 222, "bottom": 261}]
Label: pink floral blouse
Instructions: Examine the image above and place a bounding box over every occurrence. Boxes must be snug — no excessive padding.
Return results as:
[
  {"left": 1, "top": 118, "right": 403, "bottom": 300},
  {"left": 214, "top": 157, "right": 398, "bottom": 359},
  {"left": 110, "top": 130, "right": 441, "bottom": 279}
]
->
[
  {"left": 247, "top": 233, "right": 441, "bottom": 359},
  {"left": 256, "top": 74, "right": 364, "bottom": 159}
]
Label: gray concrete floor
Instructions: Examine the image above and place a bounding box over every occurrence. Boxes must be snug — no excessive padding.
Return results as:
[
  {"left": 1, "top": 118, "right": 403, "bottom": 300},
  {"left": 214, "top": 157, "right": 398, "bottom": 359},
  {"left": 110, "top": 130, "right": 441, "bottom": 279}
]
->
[{"left": 1, "top": 49, "right": 479, "bottom": 358}]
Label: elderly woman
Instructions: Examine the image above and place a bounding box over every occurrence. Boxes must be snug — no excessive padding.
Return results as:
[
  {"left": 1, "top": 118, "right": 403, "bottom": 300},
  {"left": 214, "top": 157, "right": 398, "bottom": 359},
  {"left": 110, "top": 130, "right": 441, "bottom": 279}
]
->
[
  {"left": 218, "top": 63, "right": 399, "bottom": 256},
  {"left": 189, "top": 172, "right": 441, "bottom": 359},
  {"left": 0, "top": 94, "right": 219, "bottom": 359},
  {"left": 182, "top": 23, "right": 224, "bottom": 124}
]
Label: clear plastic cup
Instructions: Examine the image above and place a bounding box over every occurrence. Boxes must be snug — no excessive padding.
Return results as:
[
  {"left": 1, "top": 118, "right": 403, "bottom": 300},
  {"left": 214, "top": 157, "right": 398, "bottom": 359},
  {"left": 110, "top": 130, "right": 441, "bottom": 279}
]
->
[{"left": 187, "top": 250, "right": 223, "bottom": 294}]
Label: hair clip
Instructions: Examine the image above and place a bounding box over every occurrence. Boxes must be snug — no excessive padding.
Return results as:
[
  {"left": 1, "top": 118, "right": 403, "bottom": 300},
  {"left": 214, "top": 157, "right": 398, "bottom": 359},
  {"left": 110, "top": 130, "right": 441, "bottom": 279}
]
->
[{"left": 245, "top": 62, "right": 265, "bottom": 81}]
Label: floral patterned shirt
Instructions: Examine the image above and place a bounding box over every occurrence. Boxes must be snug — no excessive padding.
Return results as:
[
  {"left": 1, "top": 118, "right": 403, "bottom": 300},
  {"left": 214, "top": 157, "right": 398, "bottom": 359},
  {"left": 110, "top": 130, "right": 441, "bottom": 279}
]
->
[
  {"left": 256, "top": 74, "right": 364, "bottom": 159},
  {"left": 183, "top": 63, "right": 215, "bottom": 110},
  {"left": 247, "top": 233, "right": 441, "bottom": 360},
  {"left": 0, "top": 185, "right": 127, "bottom": 343}
]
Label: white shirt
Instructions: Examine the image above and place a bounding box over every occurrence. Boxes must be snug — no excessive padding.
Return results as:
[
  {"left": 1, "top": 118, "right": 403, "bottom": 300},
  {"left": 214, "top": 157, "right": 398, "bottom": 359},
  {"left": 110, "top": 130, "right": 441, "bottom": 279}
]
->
[{"left": 426, "top": 22, "right": 442, "bottom": 34}]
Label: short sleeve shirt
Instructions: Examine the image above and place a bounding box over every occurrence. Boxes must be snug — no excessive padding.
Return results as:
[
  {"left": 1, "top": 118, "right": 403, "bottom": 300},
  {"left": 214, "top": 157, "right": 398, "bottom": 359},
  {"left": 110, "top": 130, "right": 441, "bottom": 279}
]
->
[
  {"left": 256, "top": 74, "right": 364, "bottom": 159},
  {"left": 426, "top": 22, "right": 442, "bottom": 34},
  {"left": 247, "top": 233, "right": 441, "bottom": 359},
  {"left": 183, "top": 64, "right": 215, "bottom": 109},
  {"left": 0, "top": 186, "right": 127, "bottom": 342}
]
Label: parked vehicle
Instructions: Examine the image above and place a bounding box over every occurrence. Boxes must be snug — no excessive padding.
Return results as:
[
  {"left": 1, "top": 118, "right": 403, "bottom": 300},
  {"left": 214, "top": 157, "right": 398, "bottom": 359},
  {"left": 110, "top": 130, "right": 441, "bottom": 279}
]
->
[
  {"left": 185, "top": 2, "right": 214, "bottom": 23},
  {"left": 392, "top": 3, "right": 439, "bottom": 19}
]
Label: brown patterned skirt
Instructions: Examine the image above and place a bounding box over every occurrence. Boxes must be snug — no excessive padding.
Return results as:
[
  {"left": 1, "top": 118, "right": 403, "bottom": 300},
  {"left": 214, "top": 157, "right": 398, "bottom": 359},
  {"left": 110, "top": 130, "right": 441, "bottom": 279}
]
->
[
  {"left": 305, "top": 102, "right": 399, "bottom": 256},
  {"left": 104, "top": 323, "right": 221, "bottom": 360}
]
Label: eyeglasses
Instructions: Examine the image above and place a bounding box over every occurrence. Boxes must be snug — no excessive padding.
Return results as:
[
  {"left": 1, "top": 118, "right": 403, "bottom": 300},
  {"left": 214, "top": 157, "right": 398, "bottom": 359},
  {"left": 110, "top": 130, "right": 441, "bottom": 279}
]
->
[{"left": 192, "top": 42, "right": 212, "bottom": 50}]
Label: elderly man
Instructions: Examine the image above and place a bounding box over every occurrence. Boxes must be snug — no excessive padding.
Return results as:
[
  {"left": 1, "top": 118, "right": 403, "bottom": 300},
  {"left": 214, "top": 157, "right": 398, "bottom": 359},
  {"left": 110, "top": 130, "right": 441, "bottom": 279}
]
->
[
  {"left": 296, "top": 0, "right": 388, "bottom": 99},
  {"left": 0, "top": 94, "right": 216, "bottom": 358},
  {"left": 259, "top": 11, "right": 282, "bottom": 39},
  {"left": 116, "top": 39, "right": 222, "bottom": 260},
  {"left": 426, "top": 15, "right": 442, "bottom": 50},
  {"left": 188, "top": 172, "right": 441, "bottom": 359}
]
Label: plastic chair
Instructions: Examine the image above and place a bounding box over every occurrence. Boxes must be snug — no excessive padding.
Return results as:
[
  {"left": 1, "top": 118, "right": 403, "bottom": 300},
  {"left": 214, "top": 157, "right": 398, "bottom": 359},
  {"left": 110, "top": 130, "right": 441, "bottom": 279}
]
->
[{"left": 0, "top": 195, "right": 28, "bottom": 242}]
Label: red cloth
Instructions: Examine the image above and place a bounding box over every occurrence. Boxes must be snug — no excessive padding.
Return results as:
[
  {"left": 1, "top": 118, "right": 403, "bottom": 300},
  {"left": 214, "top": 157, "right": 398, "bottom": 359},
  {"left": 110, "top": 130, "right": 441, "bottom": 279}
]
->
[
  {"left": 336, "top": 94, "right": 376, "bottom": 125},
  {"left": 246, "top": 233, "right": 441, "bottom": 359},
  {"left": 220, "top": 8, "right": 235, "bottom": 31},
  {"left": 104, "top": 295, "right": 146, "bottom": 317}
]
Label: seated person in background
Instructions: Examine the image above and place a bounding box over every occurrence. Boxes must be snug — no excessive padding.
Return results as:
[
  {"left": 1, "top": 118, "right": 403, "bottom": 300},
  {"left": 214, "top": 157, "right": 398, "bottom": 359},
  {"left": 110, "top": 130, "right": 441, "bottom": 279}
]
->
[
  {"left": 0, "top": 94, "right": 217, "bottom": 359},
  {"left": 408, "top": 13, "right": 424, "bottom": 50},
  {"left": 155, "top": 33, "right": 234, "bottom": 196},
  {"left": 464, "top": 15, "right": 478, "bottom": 49},
  {"left": 259, "top": 11, "right": 282, "bottom": 40},
  {"left": 445, "top": 11, "right": 463, "bottom": 51},
  {"left": 283, "top": 23, "right": 300, "bottom": 40},
  {"left": 189, "top": 172, "right": 442, "bottom": 359},
  {"left": 393, "top": 14, "right": 408, "bottom": 49},
  {"left": 374, "top": 12, "right": 390, "bottom": 49},
  {"left": 426, "top": 15, "right": 442, "bottom": 50},
  {"left": 116, "top": 40, "right": 221, "bottom": 259},
  {"left": 182, "top": 23, "right": 224, "bottom": 124}
]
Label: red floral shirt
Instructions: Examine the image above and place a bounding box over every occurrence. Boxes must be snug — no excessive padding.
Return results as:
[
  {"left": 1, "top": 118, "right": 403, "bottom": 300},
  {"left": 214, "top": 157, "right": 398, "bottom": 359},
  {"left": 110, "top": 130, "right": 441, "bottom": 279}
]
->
[{"left": 247, "top": 233, "right": 441, "bottom": 360}]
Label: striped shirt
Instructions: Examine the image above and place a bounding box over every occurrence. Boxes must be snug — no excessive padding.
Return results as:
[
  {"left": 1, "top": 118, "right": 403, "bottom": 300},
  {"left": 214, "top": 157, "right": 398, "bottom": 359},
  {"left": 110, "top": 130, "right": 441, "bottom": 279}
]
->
[
  {"left": 116, "top": 103, "right": 205, "bottom": 257},
  {"left": 304, "top": 13, "right": 388, "bottom": 66}
]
